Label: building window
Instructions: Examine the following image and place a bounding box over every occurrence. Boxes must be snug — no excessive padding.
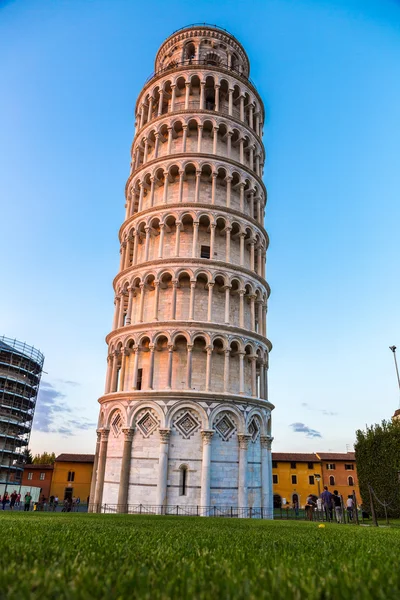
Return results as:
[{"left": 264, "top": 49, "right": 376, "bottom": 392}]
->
[
  {"left": 272, "top": 461, "right": 277, "bottom": 469},
  {"left": 290, "top": 462, "right": 296, "bottom": 469},
  {"left": 329, "top": 475, "right": 335, "bottom": 486},
  {"left": 40, "top": 473, "right": 45, "bottom": 480},
  {"left": 345, "top": 464, "right": 354, "bottom": 470},
  {"left": 67, "top": 471, "right": 75, "bottom": 482},
  {"left": 200, "top": 245, "right": 210, "bottom": 259},
  {"left": 27, "top": 472, "right": 33, "bottom": 480},
  {"left": 179, "top": 465, "right": 188, "bottom": 496},
  {"left": 273, "top": 474, "right": 278, "bottom": 484},
  {"left": 291, "top": 475, "right": 297, "bottom": 484},
  {"left": 309, "top": 475, "right": 315, "bottom": 485},
  {"left": 308, "top": 462, "right": 314, "bottom": 469},
  {"left": 136, "top": 368, "right": 143, "bottom": 391},
  {"left": 326, "top": 464, "right": 336, "bottom": 470},
  {"left": 348, "top": 476, "right": 354, "bottom": 486}
]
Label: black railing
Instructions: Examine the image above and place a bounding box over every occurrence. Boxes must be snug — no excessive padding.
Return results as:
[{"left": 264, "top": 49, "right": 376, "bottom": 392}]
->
[
  {"left": 86, "top": 503, "right": 361, "bottom": 523},
  {"left": 89, "top": 503, "right": 273, "bottom": 518}
]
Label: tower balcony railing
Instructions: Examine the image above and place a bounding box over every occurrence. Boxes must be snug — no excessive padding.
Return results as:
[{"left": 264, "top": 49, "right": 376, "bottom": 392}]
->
[{"left": 144, "top": 59, "right": 256, "bottom": 89}]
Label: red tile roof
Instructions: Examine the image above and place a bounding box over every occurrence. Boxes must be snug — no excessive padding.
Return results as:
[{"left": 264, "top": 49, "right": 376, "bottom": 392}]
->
[
  {"left": 56, "top": 454, "right": 95, "bottom": 463},
  {"left": 316, "top": 453, "right": 355, "bottom": 461},
  {"left": 272, "top": 453, "right": 318, "bottom": 462},
  {"left": 24, "top": 464, "right": 54, "bottom": 470}
]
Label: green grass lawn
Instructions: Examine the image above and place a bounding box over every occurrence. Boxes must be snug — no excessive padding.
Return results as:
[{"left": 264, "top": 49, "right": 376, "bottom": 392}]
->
[{"left": 1, "top": 513, "right": 400, "bottom": 599}]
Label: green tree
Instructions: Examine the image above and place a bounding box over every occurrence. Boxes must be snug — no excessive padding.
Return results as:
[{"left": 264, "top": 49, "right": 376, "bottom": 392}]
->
[
  {"left": 355, "top": 419, "right": 400, "bottom": 517},
  {"left": 25, "top": 449, "right": 33, "bottom": 464},
  {"left": 32, "top": 452, "right": 56, "bottom": 465}
]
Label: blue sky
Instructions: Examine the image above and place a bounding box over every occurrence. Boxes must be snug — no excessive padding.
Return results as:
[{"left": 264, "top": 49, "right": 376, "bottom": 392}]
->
[{"left": 1, "top": 0, "right": 399, "bottom": 455}]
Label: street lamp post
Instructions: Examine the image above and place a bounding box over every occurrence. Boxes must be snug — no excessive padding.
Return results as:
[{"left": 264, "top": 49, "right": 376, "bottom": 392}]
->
[
  {"left": 389, "top": 346, "right": 400, "bottom": 398},
  {"left": 314, "top": 473, "right": 321, "bottom": 497}
]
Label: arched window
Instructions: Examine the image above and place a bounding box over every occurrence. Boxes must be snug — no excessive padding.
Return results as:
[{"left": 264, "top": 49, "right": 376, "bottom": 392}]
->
[
  {"left": 204, "top": 52, "right": 220, "bottom": 67},
  {"left": 329, "top": 475, "right": 335, "bottom": 486},
  {"left": 348, "top": 476, "right": 354, "bottom": 487},
  {"left": 179, "top": 465, "right": 188, "bottom": 496},
  {"left": 185, "top": 43, "right": 195, "bottom": 62}
]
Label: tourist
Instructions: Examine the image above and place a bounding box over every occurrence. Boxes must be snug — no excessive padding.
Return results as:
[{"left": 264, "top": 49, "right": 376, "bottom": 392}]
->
[
  {"left": 332, "top": 490, "right": 342, "bottom": 523},
  {"left": 10, "top": 490, "right": 17, "bottom": 510},
  {"left": 346, "top": 495, "right": 354, "bottom": 521},
  {"left": 293, "top": 498, "right": 299, "bottom": 517},
  {"left": 24, "top": 492, "right": 32, "bottom": 511},
  {"left": 321, "top": 486, "right": 333, "bottom": 522},
  {"left": 1, "top": 492, "right": 9, "bottom": 510},
  {"left": 305, "top": 494, "right": 316, "bottom": 521}
]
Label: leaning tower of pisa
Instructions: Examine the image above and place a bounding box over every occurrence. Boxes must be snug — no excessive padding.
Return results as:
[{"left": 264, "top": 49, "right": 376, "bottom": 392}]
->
[{"left": 91, "top": 24, "right": 273, "bottom": 516}]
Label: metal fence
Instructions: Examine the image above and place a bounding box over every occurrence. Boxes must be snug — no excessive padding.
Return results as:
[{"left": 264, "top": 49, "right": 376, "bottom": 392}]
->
[{"left": 86, "top": 503, "right": 361, "bottom": 523}]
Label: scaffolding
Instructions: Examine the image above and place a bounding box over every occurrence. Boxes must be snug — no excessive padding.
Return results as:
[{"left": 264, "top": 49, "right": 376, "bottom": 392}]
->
[{"left": 0, "top": 336, "right": 44, "bottom": 492}]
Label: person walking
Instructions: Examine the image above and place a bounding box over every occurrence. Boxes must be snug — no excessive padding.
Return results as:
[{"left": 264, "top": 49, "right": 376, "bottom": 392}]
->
[
  {"left": 321, "top": 486, "right": 333, "bottom": 522},
  {"left": 54, "top": 496, "right": 59, "bottom": 511},
  {"left": 332, "top": 490, "right": 343, "bottom": 523},
  {"left": 10, "top": 491, "right": 17, "bottom": 510},
  {"left": 305, "top": 494, "right": 316, "bottom": 521},
  {"left": 16, "top": 493, "right": 21, "bottom": 508},
  {"left": 346, "top": 495, "right": 354, "bottom": 521},
  {"left": 24, "top": 492, "right": 32, "bottom": 512},
  {"left": 2, "top": 492, "right": 9, "bottom": 510}
]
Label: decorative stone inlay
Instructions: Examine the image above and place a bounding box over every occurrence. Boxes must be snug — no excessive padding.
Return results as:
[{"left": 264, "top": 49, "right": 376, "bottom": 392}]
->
[
  {"left": 214, "top": 413, "right": 236, "bottom": 442},
  {"left": 137, "top": 411, "right": 158, "bottom": 438},
  {"left": 248, "top": 417, "right": 260, "bottom": 442},
  {"left": 174, "top": 410, "right": 201, "bottom": 439},
  {"left": 111, "top": 412, "right": 123, "bottom": 437}
]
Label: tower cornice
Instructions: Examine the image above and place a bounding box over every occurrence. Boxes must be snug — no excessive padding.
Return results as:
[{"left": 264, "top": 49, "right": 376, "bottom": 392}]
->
[
  {"left": 132, "top": 107, "right": 265, "bottom": 156},
  {"left": 137, "top": 63, "right": 264, "bottom": 119},
  {"left": 125, "top": 152, "right": 268, "bottom": 199},
  {"left": 118, "top": 202, "right": 269, "bottom": 247},
  {"left": 113, "top": 256, "right": 271, "bottom": 297},
  {"left": 98, "top": 389, "right": 274, "bottom": 413},
  {"left": 105, "top": 319, "right": 272, "bottom": 352}
]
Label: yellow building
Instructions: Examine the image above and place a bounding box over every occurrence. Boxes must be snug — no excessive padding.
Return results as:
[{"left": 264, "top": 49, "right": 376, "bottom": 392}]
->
[
  {"left": 50, "top": 454, "right": 94, "bottom": 502},
  {"left": 272, "top": 453, "right": 323, "bottom": 508}
]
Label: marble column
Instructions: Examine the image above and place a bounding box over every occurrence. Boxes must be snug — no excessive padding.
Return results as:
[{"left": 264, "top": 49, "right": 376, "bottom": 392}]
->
[
  {"left": 166, "top": 345, "right": 174, "bottom": 389},
  {"left": 186, "top": 344, "right": 193, "bottom": 389},
  {"left": 200, "top": 430, "right": 214, "bottom": 508},
  {"left": 156, "top": 429, "right": 171, "bottom": 508},
  {"left": 93, "top": 429, "right": 110, "bottom": 512},
  {"left": 88, "top": 431, "right": 101, "bottom": 511},
  {"left": 224, "top": 349, "right": 230, "bottom": 392},
  {"left": 261, "top": 435, "right": 273, "bottom": 519},
  {"left": 117, "top": 428, "right": 135, "bottom": 513},
  {"left": 132, "top": 347, "right": 139, "bottom": 390},
  {"left": 238, "top": 434, "right": 251, "bottom": 510},
  {"left": 205, "top": 346, "right": 212, "bottom": 391}
]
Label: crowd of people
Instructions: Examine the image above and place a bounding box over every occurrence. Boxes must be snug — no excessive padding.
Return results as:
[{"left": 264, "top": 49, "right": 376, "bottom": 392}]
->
[
  {"left": 0, "top": 492, "right": 83, "bottom": 512},
  {"left": 304, "top": 486, "right": 355, "bottom": 522}
]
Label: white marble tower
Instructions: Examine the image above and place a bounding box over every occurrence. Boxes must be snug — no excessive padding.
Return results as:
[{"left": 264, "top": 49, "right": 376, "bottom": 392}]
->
[{"left": 91, "top": 24, "right": 273, "bottom": 515}]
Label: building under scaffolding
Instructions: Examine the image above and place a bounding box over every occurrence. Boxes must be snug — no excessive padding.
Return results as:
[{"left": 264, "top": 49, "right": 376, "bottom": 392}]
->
[{"left": 0, "top": 336, "right": 44, "bottom": 492}]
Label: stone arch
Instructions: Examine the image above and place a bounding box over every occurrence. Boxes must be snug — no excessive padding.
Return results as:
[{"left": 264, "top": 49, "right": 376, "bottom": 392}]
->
[
  {"left": 209, "top": 403, "right": 245, "bottom": 434},
  {"left": 165, "top": 400, "right": 208, "bottom": 430},
  {"left": 129, "top": 401, "right": 165, "bottom": 429},
  {"left": 106, "top": 404, "right": 127, "bottom": 436}
]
